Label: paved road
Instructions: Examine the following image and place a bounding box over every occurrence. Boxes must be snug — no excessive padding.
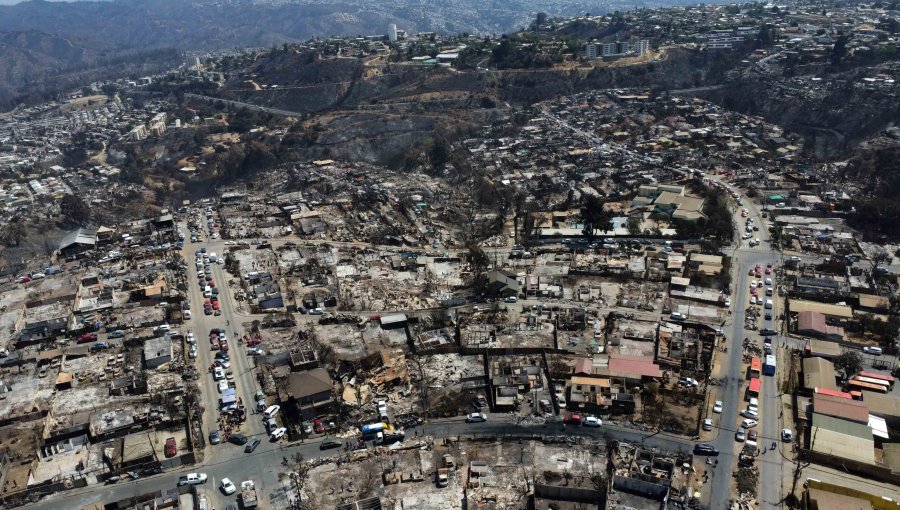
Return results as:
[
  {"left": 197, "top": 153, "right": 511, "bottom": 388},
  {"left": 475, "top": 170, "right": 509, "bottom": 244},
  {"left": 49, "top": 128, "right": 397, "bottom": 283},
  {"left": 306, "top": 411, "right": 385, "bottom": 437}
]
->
[
  {"left": 706, "top": 178, "right": 783, "bottom": 510},
  {"left": 22, "top": 416, "right": 694, "bottom": 510}
]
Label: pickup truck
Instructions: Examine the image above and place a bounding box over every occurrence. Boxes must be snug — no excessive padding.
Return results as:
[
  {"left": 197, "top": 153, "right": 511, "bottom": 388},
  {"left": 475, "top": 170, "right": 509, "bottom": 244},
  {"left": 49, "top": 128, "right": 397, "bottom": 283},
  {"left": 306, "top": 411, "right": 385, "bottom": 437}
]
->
[{"left": 177, "top": 473, "right": 208, "bottom": 486}]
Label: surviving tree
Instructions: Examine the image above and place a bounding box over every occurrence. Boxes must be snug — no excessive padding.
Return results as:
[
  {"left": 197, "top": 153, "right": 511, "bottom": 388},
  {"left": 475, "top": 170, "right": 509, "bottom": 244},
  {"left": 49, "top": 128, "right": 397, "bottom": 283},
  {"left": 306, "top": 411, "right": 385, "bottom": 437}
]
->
[
  {"left": 580, "top": 195, "right": 612, "bottom": 242},
  {"left": 59, "top": 194, "right": 91, "bottom": 226}
]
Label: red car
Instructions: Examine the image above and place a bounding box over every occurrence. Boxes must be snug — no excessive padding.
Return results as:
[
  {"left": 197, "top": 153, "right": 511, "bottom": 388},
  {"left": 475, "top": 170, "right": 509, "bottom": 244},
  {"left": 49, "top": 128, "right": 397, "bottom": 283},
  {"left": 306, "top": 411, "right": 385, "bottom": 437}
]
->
[
  {"left": 313, "top": 419, "right": 325, "bottom": 434},
  {"left": 209, "top": 280, "right": 215, "bottom": 288},
  {"left": 246, "top": 337, "right": 261, "bottom": 347},
  {"left": 164, "top": 437, "right": 177, "bottom": 458},
  {"left": 212, "top": 302, "right": 220, "bottom": 310},
  {"left": 563, "top": 413, "right": 583, "bottom": 424},
  {"left": 76, "top": 333, "right": 97, "bottom": 344},
  {"left": 219, "top": 341, "right": 229, "bottom": 353}
]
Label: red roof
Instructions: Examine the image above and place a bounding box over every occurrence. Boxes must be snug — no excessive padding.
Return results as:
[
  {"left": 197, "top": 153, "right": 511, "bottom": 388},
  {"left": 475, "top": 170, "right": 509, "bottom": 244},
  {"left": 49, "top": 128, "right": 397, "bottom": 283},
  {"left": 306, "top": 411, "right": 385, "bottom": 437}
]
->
[
  {"left": 573, "top": 358, "right": 593, "bottom": 375},
  {"left": 814, "top": 388, "right": 852, "bottom": 399},
  {"left": 813, "top": 393, "right": 869, "bottom": 423},
  {"left": 749, "top": 378, "right": 761, "bottom": 393},
  {"left": 859, "top": 371, "right": 895, "bottom": 383},
  {"left": 608, "top": 354, "right": 663, "bottom": 379}
]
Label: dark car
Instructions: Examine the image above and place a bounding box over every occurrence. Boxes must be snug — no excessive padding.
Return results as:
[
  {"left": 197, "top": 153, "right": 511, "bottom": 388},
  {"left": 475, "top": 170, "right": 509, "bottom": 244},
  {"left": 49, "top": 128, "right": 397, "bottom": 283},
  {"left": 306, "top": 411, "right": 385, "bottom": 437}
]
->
[
  {"left": 244, "top": 438, "right": 261, "bottom": 453},
  {"left": 693, "top": 443, "right": 720, "bottom": 456},
  {"left": 759, "top": 328, "right": 777, "bottom": 336},
  {"left": 209, "top": 430, "right": 221, "bottom": 445},
  {"left": 228, "top": 434, "right": 248, "bottom": 446},
  {"left": 320, "top": 439, "right": 342, "bottom": 450}
]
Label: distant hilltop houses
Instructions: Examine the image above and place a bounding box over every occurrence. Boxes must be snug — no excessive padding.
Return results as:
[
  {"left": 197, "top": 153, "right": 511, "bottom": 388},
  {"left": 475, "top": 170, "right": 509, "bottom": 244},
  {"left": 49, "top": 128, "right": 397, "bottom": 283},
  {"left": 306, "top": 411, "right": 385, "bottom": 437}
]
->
[{"left": 585, "top": 40, "right": 650, "bottom": 60}]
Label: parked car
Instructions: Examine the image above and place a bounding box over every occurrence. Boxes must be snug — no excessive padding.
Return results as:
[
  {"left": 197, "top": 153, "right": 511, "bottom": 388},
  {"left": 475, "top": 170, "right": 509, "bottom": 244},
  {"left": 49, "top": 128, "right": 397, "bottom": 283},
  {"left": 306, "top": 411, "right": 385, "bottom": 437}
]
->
[
  {"left": 164, "top": 437, "right": 177, "bottom": 458},
  {"left": 228, "top": 434, "right": 248, "bottom": 445},
  {"left": 713, "top": 401, "right": 723, "bottom": 413},
  {"left": 314, "top": 419, "right": 325, "bottom": 434},
  {"left": 702, "top": 419, "right": 713, "bottom": 431},
  {"left": 208, "top": 430, "right": 221, "bottom": 445},
  {"left": 782, "top": 428, "right": 793, "bottom": 441},
  {"left": 466, "top": 412, "right": 487, "bottom": 423},
  {"left": 244, "top": 439, "right": 261, "bottom": 453},
  {"left": 735, "top": 429, "right": 746, "bottom": 442},
  {"left": 863, "top": 346, "right": 883, "bottom": 355},
  {"left": 693, "top": 444, "right": 719, "bottom": 456},
  {"left": 320, "top": 438, "right": 343, "bottom": 450},
  {"left": 583, "top": 416, "right": 602, "bottom": 427},
  {"left": 76, "top": 333, "right": 97, "bottom": 344},
  {"left": 678, "top": 377, "right": 699, "bottom": 388},
  {"left": 740, "top": 409, "right": 759, "bottom": 419},
  {"left": 741, "top": 419, "right": 758, "bottom": 429}
]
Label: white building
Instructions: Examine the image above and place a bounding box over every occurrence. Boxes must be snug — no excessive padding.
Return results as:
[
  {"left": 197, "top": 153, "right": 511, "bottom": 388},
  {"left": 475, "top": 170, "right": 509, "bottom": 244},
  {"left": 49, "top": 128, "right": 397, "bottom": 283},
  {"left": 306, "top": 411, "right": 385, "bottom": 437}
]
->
[
  {"left": 588, "top": 40, "right": 651, "bottom": 59},
  {"left": 388, "top": 24, "right": 398, "bottom": 42}
]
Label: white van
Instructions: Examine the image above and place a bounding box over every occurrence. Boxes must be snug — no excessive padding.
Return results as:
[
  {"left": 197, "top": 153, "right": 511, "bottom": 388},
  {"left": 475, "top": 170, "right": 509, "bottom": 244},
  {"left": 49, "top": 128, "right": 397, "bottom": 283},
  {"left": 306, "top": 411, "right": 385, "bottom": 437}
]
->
[
  {"left": 764, "top": 299, "right": 773, "bottom": 309},
  {"left": 270, "top": 427, "right": 287, "bottom": 441},
  {"left": 263, "top": 405, "right": 280, "bottom": 419}
]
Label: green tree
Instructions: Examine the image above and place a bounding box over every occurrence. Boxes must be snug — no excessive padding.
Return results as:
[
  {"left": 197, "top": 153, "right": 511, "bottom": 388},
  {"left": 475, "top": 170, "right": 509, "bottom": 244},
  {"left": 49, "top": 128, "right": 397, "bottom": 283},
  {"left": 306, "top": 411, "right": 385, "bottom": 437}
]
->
[
  {"left": 580, "top": 195, "right": 612, "bottom": 243},
  {"left": 59, "top": 194, "right": 91, "bottom": 226},
  {"left": 0, "top": 220, "right": 27, "bottom": 247},
  {"left": 834, "top": 351, "right": 863, "bottom": 379},
  {"left": 831, "top": 34, "right": 850, "bottom": 65},
  {"left": 428, "top": 138, "right": 451, "bottom": 172}
]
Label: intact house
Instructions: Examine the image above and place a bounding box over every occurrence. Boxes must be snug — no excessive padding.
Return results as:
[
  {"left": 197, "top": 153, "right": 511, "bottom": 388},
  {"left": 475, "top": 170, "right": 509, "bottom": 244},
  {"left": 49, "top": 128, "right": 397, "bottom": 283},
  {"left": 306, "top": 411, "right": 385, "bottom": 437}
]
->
[
  {"left": 59, "top": 228, "right": 97, "bottom": 259},
  {"left": 280, "top": 367, "right": 335, "bottom": 420}
]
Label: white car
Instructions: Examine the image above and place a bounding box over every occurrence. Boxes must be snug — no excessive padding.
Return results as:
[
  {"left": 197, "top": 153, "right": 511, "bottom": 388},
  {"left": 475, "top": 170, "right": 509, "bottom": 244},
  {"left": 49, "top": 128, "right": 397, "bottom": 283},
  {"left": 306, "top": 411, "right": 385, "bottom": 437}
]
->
[
  {"left": 217, "top": 380, "right": 229, "bottom": 393},
  {"left": 782, "top": 428, "right": 793, "bottom": 441},
  {"left": 713, "top": 400, "right": 723, "bottom": 413},
  {"left": 863, "top": 346, "right": 883, "bottom": 355},
  {"left": 702, "top": 419, "right": 713, "bottom": 431},
  {"left": 220, "top": 478, "right": 237, "bottom": 495},
  {"left": 377, "top": 400, "right": 388, "bottom": 417},
  {"left": 466, "top": 412, "right": 487, "bottom": 423},
  {"left": 184, "top": 310, "right": 192, "bottom": 319},
  {"left": 213, "top": 367, "right": 225, "bottom": 380},
  {"left": 741, "top": 419, "right": 758, "bottom": 429},
  {"left": 740, "top": 409, "right": 759, "bottom": 419},
  {"left": 583, "top": 416, "right": 602, "bottom": 427}
]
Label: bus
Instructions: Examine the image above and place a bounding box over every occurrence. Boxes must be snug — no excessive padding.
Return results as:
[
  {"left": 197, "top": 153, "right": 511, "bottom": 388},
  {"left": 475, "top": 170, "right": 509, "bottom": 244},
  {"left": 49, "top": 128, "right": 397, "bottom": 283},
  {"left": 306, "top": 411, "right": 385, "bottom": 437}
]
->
[
  {"left": 852, "top": 376, "right": 892, "bottom": 391},
  {"left": 858, "top": 371, "right": 895, "bottom": 389},
  {"left": 750, "top": 357, "right": 762, "bottom": 377},
  {"left": 763, "top": 354, "right": 776, "bottom": 376},
  {"left": 847, "top": 378, "right": 888, "bottom": 394}
]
